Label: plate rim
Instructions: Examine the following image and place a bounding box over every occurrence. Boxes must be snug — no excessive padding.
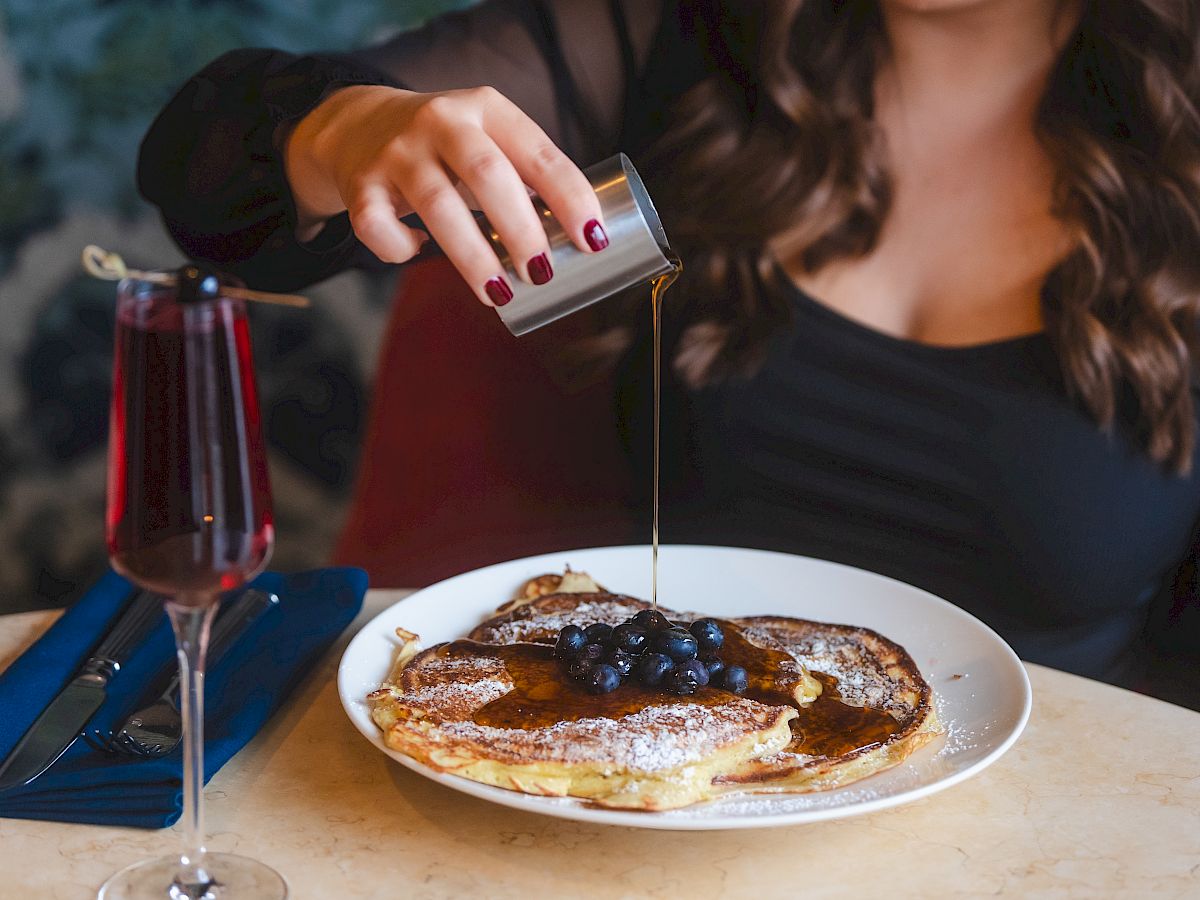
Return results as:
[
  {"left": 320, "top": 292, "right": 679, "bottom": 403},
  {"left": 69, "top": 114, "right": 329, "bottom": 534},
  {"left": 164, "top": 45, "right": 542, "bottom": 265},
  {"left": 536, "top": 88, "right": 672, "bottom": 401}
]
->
[{"left": 337, "top": 543, "right": 1033, "bottom": 830}]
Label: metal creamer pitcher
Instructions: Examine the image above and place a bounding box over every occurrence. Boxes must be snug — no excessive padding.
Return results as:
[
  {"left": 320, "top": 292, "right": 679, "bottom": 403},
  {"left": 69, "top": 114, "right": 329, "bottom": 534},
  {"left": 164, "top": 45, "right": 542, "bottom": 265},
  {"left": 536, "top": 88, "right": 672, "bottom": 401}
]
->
[
  {"left": 404, "top": 153, "right": 676, "bottom": 335},
  {"left": 487, "top": 153, "right": 676, "bottom": 335}
]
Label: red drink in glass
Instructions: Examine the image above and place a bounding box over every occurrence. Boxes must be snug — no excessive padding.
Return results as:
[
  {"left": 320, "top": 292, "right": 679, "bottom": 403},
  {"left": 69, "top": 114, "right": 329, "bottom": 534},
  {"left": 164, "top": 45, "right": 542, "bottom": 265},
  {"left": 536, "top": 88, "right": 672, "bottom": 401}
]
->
[
  {"left": 106, "top": 287, "right": 273, "bottom": 601},
  {"left": 99, "top": 271, "right": 284, "bottom": 900}
]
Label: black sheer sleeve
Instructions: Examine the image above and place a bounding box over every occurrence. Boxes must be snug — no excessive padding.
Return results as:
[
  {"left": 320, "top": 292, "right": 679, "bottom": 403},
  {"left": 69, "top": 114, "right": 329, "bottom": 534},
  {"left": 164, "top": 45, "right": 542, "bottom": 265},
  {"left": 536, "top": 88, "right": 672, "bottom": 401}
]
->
[{"left": 137, "top": 0, "right": 666, "bottom": 291}]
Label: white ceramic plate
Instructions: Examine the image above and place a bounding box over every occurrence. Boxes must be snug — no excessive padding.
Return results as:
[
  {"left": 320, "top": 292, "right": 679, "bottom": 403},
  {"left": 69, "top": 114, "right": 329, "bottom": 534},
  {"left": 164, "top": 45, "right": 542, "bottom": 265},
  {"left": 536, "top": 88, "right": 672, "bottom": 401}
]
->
[{"left": 338, "top": 545, "right": 1031, "bottom": 830}]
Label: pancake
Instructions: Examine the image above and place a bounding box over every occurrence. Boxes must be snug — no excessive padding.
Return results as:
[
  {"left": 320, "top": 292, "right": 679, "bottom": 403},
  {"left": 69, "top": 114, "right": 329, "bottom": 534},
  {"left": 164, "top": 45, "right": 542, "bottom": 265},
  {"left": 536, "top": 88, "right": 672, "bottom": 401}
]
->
[
  {"left": 715, "top": 616, "right": 940, "bottom": 792},
  {"left": 492, "top": 567, "right": 606, "bottom": 615},
  {"left": 369, "top": 636, "right": 798, "bottom": 810},
  {"left": 472, "top": 590, "right": 652, "bottom": 642},
  {"left": 369, "top": 573, "right": 939, "bottom": 810},
  {"left": 470, "top": 592, "right": 938, "bottom": 791}
]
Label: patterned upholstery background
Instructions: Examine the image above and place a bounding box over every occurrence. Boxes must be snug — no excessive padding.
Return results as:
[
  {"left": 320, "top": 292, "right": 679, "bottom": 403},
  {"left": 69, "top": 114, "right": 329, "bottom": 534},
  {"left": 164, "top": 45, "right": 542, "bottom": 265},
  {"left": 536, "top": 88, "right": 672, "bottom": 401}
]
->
[{"left": 0, "top": 1, "right": 472, "bottom": 612}]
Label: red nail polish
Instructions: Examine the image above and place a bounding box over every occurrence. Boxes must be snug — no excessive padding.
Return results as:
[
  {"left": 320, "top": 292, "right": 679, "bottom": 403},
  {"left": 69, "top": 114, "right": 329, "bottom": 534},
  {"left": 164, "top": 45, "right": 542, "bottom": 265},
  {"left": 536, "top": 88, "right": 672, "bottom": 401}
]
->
[
  {"left": 584, "top": 219, "right": 609, "bottom": 251},
  {"left": 485, "top": 277, "right": 513, "bottom": 306},
  {"left": 528, "top": 253, "right": 553, "bottom": 285}
]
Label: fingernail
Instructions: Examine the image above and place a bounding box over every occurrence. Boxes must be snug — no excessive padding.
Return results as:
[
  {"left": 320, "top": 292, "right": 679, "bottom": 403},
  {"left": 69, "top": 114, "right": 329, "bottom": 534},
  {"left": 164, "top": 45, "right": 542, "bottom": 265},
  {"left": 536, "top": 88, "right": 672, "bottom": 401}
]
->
[
  {"left": 485, "top": 276, "right": 513, "bottom": 306},
  {"left": 584, "top": 219, "right": 609, "bottom": 252},
  {"left": 527, "top": 253, "right": 553, "bottom": 285}
]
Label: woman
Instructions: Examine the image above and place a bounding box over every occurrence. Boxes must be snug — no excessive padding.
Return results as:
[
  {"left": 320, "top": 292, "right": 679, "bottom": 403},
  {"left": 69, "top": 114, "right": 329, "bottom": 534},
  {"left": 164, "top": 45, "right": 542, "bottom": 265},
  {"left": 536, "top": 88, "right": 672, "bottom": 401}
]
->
[{"left": 138, "top": 0, "right": 1200, "bottom": 702}]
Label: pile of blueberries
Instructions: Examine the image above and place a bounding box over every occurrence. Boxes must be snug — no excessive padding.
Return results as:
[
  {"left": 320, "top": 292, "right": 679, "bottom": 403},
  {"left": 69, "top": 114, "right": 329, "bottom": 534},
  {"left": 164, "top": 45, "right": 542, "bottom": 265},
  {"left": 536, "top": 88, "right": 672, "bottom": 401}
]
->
[{"left": 554, "top": 608, "right": 750, "bottom": 696}]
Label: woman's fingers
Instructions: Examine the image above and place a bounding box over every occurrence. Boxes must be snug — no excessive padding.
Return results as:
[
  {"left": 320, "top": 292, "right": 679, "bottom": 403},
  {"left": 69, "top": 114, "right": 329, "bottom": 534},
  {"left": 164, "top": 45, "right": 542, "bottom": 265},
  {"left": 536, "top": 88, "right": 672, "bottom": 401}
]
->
[
  {"left": 342, "top": 87, "right": 610, "bottom": 308},
  {"left": 438, "top": 129, "right": 554, "bottom": 285},
  {"left": 484, "top": 99, "right": 609, "bottom": 254},
  {"left": 394, "top": 164, "right": 514, "bottom": 307},
  {"left": 347, "top": 181, "right": 428, "bottom": 264}
]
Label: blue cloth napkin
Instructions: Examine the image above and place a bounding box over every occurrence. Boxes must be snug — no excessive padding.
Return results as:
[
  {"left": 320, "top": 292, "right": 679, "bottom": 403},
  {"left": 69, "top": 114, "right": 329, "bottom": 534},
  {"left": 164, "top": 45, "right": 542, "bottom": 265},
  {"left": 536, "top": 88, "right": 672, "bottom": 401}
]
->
[{"left": 0, "top": 567, "right": 366, "bottom": 828}]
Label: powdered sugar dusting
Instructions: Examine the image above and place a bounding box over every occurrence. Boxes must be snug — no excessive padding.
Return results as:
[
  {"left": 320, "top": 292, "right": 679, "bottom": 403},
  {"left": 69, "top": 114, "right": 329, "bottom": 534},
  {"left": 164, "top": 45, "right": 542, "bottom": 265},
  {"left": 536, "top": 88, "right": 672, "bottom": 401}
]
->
[
  {"left": 663, "top": 783, "right": 904, "bottom": 818},
  {"left": 391, "top": 640, "right": 787, "bottom": 772},
  {"left": 403, "top": 678, "right": 510, "bottom": 714},
  {"left": 740, "top": 623, "right": 919, "bottom": 720},
  {"left": 432, "top": 699, "right": 773, "bottom": 772},
  {"left": 472, "top": 596, "right": 651, "bottom": 644},
  {"left": 930, "top": 692, "right": 980, "bottom": 760}
]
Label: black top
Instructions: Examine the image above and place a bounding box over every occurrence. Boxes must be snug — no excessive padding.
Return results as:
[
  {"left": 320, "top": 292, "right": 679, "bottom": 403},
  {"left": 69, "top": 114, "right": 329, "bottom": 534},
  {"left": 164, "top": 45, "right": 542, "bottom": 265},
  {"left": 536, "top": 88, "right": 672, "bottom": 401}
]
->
[
  {"left": 639, "top": 278, "right": 1200, "bottom": 686},
  {"left": 137, "top": 0, "right": 1200, "bottom": 695}
]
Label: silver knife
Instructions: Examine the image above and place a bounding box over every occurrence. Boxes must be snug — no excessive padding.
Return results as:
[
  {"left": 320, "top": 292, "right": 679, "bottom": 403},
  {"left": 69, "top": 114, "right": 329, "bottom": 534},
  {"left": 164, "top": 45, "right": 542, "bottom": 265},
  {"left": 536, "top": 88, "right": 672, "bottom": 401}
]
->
[{"left": 0, "top": 590, "right": 163, "bottom": 791}]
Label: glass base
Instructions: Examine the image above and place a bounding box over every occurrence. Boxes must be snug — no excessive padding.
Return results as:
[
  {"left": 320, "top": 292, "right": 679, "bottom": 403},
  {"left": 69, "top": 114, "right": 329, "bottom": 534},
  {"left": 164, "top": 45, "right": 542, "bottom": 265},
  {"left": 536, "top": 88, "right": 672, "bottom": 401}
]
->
[{"left": 98, "top": 853, "right": 287, "bottom": 900}]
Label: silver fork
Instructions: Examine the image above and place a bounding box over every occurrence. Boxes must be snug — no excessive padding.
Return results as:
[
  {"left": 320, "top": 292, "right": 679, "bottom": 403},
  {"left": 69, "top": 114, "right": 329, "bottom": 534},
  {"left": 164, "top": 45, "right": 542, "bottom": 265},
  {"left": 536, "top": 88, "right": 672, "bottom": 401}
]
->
[{"left": 86, "top": 590, "right": 278, "bottom": 757}]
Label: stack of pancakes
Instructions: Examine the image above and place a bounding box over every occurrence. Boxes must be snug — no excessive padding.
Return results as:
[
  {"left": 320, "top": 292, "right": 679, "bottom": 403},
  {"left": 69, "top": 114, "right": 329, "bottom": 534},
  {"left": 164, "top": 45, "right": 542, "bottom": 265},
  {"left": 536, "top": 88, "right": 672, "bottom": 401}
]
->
[{"left": 369, "top": 572, "right": 940, "bottom": 811}]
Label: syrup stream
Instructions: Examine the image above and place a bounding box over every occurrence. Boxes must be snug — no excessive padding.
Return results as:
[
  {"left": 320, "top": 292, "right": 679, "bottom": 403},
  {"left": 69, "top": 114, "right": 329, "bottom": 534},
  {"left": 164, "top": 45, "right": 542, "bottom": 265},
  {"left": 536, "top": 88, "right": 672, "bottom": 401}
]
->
[{"left": 650, "top": 256, "right": 681, "bottom": 609}]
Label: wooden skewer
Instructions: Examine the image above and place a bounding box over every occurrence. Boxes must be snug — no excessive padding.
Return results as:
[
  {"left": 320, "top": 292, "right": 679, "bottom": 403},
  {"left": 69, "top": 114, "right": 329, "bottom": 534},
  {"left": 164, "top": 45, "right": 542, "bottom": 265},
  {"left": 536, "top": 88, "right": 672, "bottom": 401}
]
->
[
  {"left": 223, "top": 286, "right": 311, "bottom": 308},
  {"left": 81, "top": 245, "right": 310, "bottom": 308}
]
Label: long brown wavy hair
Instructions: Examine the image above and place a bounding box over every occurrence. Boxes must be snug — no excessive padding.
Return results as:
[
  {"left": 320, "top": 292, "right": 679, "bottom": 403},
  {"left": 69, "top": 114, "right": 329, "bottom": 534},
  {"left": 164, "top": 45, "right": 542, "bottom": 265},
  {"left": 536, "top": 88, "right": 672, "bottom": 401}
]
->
[{"left": 636, "top": 0, "right": 1200, "bottom": 474}]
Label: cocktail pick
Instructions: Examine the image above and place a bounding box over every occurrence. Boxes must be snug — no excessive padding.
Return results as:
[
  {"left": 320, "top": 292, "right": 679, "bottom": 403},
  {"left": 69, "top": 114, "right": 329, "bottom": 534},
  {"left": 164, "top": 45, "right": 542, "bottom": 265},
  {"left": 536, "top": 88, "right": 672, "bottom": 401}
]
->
[{"left": 81, "top": 245, "right": 310, "bottom": 308}]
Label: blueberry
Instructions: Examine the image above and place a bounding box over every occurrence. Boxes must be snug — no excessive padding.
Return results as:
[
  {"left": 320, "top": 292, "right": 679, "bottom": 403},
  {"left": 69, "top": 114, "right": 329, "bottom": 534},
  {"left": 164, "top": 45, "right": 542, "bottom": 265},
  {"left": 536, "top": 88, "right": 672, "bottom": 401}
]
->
[
  {"left": 702, "top": 656, "right": 726, "bottom": 681},
  {"left": 632, "top": 609, "right": 671, "bottom": 631},
  {"left": 579, "top": 642, "right": 606, "bottom": 663},
  {"left": 635, "top": 652, "right": 674, "bottom": 686},
  {"left": 586, "top": 663, "right": 621, "bottom": 695},
  {"left": 677, "top": 658, "right": 710, "bottom": 687},
  {"left": 665, "top": 662, "right": 704, "bottom": 695},
  {"left": 612, "top": 623, "right": 649, "bottom": 655},
  {"left": 584, "top": 622, "right": 614, "bottom": 645},
  {"left": 689, "top": 619, "right": 724, "bottom": 654},
  {"left": 653, "top": 627, "right": 699, "bottom": 661},
  {"left": 554, "top": 624, "right": 587, "bottom": 659},
  {"left": 722, "top": 665, "right": 749, "bottom": 694},
  {"left": 567, "top": 658, "right": 593, "bottom": 680},
  {"left": 607, "top": 649, "right": 635, "bottom": 677}
]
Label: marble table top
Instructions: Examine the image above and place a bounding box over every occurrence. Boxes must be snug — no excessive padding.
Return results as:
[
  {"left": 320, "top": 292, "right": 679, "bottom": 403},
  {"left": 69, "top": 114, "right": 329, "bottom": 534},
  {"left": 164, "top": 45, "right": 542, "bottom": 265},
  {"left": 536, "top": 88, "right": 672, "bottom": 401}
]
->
[{"left": 1, "top": 590, "right": 1198, "bottom": 899}]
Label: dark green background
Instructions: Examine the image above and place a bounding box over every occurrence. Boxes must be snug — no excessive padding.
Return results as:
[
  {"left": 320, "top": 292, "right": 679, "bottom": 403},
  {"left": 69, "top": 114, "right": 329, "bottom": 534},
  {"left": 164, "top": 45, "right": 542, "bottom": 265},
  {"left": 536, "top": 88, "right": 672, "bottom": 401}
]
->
[{"left": 0, "top": 1, "right": 473, "bottom": 610}]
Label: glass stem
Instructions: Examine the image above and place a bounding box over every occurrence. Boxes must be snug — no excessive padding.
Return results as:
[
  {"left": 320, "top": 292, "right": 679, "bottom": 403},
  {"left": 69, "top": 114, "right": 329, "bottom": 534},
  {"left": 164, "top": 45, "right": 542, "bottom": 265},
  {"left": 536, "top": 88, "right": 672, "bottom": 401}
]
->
[{"left": 166, "top": 597, "right": 218, "bottom": 898}]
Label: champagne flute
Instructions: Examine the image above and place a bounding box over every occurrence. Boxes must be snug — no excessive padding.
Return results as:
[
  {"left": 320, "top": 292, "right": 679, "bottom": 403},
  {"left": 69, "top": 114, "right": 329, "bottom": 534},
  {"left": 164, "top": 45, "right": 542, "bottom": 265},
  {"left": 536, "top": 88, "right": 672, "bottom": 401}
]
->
[{"left": 99, "top": 268, "right": 285, "bottom": 899}]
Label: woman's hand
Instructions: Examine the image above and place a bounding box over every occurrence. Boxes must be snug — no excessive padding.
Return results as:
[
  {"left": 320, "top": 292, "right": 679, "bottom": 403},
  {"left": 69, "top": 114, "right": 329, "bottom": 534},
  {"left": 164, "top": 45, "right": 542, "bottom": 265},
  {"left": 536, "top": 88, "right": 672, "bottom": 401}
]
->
[{"left": 284, "top": 84, "right": 609, "bottom": 306}]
